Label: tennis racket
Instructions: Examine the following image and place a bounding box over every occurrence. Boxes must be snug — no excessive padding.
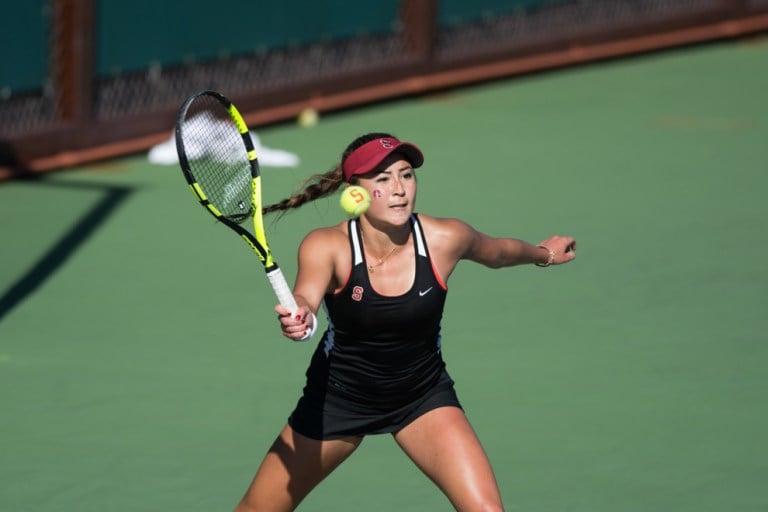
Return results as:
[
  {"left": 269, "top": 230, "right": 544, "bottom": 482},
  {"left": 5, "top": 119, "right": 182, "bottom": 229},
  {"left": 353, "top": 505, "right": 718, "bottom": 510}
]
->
[{"left": 175, "top": 90, "right": 297, "bottom": 312}]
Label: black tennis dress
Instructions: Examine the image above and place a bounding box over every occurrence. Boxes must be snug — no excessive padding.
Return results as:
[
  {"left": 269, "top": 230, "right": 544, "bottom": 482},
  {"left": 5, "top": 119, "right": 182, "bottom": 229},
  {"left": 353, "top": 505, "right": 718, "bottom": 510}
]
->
[{"left": 288, "top": 214, "right": 462, "bottom": 440}]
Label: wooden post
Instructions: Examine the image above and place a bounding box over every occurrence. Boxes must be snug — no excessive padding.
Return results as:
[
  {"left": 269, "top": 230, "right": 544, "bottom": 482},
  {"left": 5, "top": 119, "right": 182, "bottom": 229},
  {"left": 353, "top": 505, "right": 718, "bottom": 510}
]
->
[
  {"left": 401, "top": 0, "right": 438, "bottom": 62},
  {"left": 53, "top": 0, "right": 95, "bottom": 124}
]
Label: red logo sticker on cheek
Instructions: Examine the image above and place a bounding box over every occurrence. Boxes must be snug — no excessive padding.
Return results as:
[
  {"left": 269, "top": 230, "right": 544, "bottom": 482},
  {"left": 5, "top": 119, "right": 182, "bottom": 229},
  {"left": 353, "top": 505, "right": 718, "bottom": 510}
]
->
[{"left": 373, "top": 190, "right": 382, "bottom": 199}]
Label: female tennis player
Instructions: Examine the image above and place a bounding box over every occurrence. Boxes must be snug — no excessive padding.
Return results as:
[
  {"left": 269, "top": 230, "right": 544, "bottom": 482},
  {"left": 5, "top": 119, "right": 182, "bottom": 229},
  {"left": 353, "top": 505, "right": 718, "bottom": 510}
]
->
[{"left": 235, "top": 133, "right": 576, "bottom": 512}]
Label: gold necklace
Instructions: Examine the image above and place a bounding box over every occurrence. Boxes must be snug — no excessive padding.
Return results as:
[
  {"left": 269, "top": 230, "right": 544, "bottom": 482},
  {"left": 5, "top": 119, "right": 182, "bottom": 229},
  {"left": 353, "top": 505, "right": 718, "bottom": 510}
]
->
[{"left": 367, "top": 245, "right": 398, "bottom": 274}]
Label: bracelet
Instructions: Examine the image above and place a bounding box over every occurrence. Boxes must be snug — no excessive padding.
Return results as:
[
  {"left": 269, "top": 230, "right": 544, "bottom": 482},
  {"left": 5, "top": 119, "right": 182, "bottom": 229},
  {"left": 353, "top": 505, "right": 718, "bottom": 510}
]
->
[
  {"left": 298, "top": 312, "right": 318, "bottom": 341},
  {"left": 535, "top": 246, "right": 556, "bottom": 267}
]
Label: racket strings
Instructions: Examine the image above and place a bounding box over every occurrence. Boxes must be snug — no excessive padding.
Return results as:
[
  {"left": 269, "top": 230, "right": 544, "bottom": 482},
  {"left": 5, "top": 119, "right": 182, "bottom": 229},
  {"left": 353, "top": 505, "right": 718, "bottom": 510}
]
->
[{"left": 181, "top": 97, "right": 253, "bottom": 224}]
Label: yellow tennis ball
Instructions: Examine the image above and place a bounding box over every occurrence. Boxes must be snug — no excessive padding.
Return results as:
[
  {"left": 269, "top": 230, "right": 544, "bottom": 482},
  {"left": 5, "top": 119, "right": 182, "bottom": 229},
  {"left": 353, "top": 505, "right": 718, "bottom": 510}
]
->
[
  {"left": 297, "top": 108, "right": 319, "bottom": 128},
  {"left": 340, "top": 186, "right": 371, "bottom": 217}
]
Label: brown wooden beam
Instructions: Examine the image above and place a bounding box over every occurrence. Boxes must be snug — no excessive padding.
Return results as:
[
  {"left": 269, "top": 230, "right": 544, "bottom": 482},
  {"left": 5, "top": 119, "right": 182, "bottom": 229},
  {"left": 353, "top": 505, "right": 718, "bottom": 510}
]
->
[
  {"left": 401, "top": 0, "right": 438, "bottom": 61},
  {"left": 54, "top": 0, "right": 96, "bottom": 123}
]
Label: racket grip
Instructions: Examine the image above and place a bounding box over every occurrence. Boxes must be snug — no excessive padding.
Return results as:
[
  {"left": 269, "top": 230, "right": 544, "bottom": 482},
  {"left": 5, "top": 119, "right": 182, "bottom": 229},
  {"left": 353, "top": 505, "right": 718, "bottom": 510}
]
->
[{"left": 266, "top": 266, "right": 298, "bottom": 313}]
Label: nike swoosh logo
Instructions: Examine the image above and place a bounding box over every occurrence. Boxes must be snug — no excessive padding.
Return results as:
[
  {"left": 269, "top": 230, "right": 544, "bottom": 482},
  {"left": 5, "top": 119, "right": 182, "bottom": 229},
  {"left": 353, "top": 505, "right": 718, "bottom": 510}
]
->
[{"left": 419, "top": 287, "right": 433, "bottom": 297}]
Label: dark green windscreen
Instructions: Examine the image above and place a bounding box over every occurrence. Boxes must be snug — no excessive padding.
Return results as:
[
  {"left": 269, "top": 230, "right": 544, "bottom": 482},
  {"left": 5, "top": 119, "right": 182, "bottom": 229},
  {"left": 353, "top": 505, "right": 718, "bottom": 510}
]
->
[
  {"left": 95, "top": 0, "right": 400, "bottom": 76},
  {"left": 0, "top": 1, "right": 50, "bottom": 93},
  {"left": 439, "top": 0, "right": 576, "bottom": 27}
]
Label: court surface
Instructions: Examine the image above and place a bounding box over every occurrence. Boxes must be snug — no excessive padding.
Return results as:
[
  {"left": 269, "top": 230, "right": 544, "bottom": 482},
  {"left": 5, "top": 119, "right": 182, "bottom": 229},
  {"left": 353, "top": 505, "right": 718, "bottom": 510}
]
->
[{"left": 1, "top": 38, "right": 767, "bottom": 511}]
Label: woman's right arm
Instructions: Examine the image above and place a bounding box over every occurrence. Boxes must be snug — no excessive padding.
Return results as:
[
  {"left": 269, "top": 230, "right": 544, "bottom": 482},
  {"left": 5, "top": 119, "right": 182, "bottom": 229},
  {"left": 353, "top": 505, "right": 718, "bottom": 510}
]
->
[{"left": 275, "top": 227, "right": 342, "bottom": 341}]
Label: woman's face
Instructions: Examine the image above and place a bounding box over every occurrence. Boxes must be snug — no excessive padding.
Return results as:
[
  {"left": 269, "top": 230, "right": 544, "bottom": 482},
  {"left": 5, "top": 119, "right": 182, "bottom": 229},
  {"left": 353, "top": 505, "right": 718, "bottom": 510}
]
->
[{"left": 357, "top": 159, "right": 417, "bottom": 225}]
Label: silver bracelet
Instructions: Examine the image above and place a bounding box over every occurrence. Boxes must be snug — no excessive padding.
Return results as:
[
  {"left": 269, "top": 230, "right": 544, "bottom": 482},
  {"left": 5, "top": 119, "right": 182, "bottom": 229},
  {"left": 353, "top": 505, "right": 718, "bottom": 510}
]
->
[{"left": 535, "top": 246, "right": 556, "bottom": 267}]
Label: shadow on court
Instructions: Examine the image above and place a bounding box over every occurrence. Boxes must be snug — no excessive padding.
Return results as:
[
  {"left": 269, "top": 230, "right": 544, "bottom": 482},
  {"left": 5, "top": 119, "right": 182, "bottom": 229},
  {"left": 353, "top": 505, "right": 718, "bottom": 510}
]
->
[{"left": 0, "top": 178, "right": 135, "bottom": 322}]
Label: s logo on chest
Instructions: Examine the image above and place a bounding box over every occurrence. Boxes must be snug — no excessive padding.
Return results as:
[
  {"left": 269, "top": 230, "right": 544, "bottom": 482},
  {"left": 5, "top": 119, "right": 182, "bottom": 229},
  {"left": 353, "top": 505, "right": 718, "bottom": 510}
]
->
[{"left": 351, "top": 285, "right": 364, "bottom": 302}]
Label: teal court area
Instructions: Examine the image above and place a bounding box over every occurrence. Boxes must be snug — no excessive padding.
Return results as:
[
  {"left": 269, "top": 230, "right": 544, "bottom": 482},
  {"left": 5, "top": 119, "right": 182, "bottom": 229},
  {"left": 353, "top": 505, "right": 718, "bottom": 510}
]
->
[{"left": 1, "top": 39, "right": 767, "bottom": 511}]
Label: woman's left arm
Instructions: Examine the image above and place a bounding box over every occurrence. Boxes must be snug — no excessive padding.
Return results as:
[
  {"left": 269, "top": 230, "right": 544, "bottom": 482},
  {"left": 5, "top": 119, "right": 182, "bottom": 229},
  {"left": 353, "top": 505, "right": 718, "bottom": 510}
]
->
[
  {"left": 425, "top": 216, "right": 576, "bottom": 270},
  {"left": 467, "top": 230, "right": 576, "bottom": 268}
]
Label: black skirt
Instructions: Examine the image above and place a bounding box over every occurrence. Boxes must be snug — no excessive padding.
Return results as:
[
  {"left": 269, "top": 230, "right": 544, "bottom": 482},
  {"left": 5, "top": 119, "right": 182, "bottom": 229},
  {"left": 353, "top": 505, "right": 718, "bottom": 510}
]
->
[{"left": 288, "top": 368, "right": 462, "bottom": 440}]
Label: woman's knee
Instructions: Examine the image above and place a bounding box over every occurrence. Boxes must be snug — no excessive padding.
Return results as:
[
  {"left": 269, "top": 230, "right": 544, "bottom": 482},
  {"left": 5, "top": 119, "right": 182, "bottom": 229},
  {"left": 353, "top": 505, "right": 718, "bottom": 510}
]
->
[{"left": 236, "top": 425, "right": 362, "bottom": 511}]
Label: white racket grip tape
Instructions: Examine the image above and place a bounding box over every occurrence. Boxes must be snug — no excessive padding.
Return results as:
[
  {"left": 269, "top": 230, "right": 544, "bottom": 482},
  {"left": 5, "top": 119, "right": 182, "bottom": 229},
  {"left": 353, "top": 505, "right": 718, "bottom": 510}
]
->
[
  {"left": 267, "top": 267, "right": 316, "bottom": 341},
  {"left": 266, "top": 267, "right": 298, "bottom": 312}
]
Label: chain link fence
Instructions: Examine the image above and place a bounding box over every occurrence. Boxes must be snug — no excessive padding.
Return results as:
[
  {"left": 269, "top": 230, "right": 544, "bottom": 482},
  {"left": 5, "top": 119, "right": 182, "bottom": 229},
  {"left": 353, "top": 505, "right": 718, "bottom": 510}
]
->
[{"left": 1, "top": 0, "right": 767, "bottom": 175}]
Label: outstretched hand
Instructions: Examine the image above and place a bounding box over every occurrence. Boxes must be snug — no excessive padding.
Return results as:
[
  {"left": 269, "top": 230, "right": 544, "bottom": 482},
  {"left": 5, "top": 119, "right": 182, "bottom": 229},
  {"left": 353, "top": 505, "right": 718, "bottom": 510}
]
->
[
  {"left": 538, "top": 235, "right": 576, "bottom": 266},
  {"left": 275, "top": 304, "right": 315, "bottom": 341}
]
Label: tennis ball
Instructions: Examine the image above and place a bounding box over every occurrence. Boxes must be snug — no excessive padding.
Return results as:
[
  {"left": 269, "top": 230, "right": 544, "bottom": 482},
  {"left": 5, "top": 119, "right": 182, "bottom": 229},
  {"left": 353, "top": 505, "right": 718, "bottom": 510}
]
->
[
  {"left": 340, "top": 186, "right": 371, "bottom": 217},
  {"left": 297, "top": 108, "right": 319, "bottom": 128}
]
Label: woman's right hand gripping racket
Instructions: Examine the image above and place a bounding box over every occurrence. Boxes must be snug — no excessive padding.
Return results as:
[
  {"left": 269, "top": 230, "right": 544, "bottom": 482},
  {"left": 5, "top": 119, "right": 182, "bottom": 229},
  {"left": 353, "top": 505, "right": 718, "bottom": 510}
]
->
[{"left": 174, "top": 90, "right": 298, "bottom": 314}]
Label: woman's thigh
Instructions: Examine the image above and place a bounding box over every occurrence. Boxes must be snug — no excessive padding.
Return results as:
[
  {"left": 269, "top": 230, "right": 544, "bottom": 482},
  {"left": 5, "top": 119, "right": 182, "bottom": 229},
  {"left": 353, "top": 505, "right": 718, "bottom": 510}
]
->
[
  {"left": 393, "top": 406, "right": 503, "bottom": 512},
  {"left": 236, "top": 424, "right": 363, "bottom": 512}
]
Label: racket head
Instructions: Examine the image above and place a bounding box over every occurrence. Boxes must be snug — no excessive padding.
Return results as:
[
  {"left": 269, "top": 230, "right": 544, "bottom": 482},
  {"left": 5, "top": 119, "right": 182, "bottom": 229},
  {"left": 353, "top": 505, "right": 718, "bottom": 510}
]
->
[
  {"left": 175, "top": 90, "right": 260, "bottom": 226},
  {"left": 174, "top": 90, "right": 296, "bottom": 312}
]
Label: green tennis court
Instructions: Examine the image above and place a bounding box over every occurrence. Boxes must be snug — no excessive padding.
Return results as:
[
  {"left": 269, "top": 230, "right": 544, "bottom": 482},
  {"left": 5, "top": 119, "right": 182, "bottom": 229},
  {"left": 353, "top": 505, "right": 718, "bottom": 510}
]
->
[{"left": 2, "top": 38, "right": 767, "bottom": 511}]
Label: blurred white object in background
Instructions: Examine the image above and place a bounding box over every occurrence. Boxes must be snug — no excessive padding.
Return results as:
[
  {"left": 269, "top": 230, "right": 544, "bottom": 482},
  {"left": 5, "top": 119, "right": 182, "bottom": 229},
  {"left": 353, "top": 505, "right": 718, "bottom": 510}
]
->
[{"left": 148, "top": 114, "right": 300, "bottom": 168}]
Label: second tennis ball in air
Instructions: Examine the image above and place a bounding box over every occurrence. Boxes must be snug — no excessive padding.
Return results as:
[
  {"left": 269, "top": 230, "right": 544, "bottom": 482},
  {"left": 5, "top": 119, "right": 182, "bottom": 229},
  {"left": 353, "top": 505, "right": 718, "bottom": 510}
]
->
[{"left": 340, "top": 186, "right": 371, "bottom": 217}]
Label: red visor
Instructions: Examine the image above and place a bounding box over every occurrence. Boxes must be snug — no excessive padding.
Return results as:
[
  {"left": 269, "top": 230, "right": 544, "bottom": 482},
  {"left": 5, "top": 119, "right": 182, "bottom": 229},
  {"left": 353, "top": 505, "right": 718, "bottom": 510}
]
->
[{"left": 342, "top": 137, "right": 424, "bottom": 182}]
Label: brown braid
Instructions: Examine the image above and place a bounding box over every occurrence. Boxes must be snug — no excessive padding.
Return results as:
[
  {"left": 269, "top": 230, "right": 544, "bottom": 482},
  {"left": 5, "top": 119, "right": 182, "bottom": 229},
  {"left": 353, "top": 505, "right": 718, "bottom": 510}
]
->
[
  {"left": 262, "top": 132, "right": 394, "bottom": 216},
  {"left": 262, "top": 165, "right": 345, "bottom": 215}
]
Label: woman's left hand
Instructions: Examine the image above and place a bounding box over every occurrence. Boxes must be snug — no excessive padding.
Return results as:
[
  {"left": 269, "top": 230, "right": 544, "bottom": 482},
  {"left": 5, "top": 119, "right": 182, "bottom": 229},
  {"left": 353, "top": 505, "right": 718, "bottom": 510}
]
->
[{"left": 538, "top": 235, "right": 577, "bottom": 265}]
